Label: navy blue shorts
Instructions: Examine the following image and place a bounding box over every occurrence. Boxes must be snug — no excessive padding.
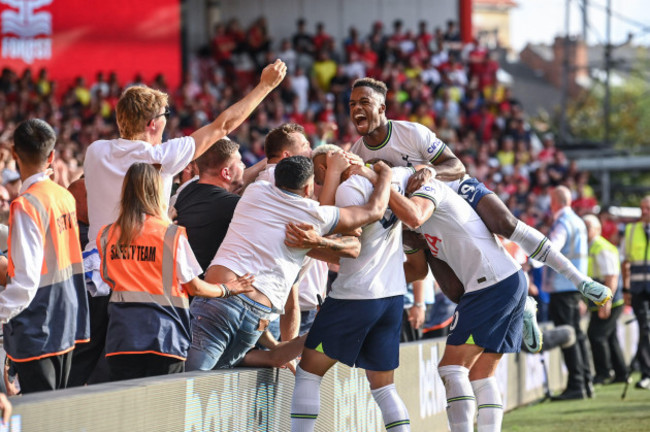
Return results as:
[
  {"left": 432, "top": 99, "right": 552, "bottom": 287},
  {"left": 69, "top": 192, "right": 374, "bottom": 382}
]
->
[
  {"left": 305, "top": 295, "right": 403, "bottom": 371},
  {"left": 457, "top": 177, "right": 494, "bottom": 210},
  {"left": 447, "top": 270, "right": 527, "bottom": 354}
]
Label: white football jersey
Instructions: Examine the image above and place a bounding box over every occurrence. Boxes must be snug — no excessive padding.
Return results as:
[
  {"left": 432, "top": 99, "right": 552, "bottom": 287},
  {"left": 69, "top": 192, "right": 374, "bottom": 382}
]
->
[
  {"left": 350, "top": 120, "right": 446, "bottom": 167},
  {"left": 411, "top": 178, "right": 520, "bottom": 293},
  {"left": 211, "top": 181, "right": 339, "bottom": 312},
  {"left": 331, "top": 167, "right": 413, "bottom": 300}
]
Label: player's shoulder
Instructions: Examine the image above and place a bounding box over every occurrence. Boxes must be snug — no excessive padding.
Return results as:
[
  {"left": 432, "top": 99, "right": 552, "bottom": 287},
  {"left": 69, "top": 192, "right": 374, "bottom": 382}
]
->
[{"left": 393, "top": 120, "right": 435, "bottom": 136}]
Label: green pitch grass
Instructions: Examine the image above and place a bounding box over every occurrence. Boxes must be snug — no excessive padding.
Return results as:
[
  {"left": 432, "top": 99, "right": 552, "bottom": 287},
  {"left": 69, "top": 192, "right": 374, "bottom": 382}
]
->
[{"left": 503, "top": 373, "right": 650, "bottom": 432}]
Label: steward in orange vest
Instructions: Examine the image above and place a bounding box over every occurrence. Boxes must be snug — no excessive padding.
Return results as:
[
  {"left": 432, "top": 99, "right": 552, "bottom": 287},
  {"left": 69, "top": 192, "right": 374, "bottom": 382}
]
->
[
  {"left": 1, "top": 119, "right": 90, "bottom": 394},
  {"left": 98, "top": 216, "right": 191, "bottom": 361},
  {"left": 96, "top": 163, "right": 253, "bottom": 381}
]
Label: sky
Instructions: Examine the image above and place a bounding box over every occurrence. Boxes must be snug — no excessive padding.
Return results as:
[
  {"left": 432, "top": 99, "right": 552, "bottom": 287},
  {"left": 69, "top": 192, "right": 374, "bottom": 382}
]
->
[{"left": 509, "top": 0, "right": 650, "bottom": 52}]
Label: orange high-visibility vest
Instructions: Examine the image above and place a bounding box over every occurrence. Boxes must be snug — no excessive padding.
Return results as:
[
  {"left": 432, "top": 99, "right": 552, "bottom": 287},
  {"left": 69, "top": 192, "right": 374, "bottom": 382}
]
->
[
  {"left": 4, "top": 178, "right": 89, "bottom": 362},
  {"left": 98, "top": 215, "right": 191, "bottom": 360}
]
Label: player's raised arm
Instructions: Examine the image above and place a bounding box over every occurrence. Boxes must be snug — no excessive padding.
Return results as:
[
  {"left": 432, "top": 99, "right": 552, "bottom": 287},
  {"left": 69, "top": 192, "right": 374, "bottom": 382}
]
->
[{"left": 191, "top": 60, "right": 287, "bottom": 160}]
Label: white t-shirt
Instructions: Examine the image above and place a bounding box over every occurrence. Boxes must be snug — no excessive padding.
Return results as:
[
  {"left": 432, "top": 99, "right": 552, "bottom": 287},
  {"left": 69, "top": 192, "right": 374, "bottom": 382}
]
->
[
  {"left": 256, "top": 163, "right": 276, "bottom": 184},
  {"left": 84, "top": 136, "right": 195, "bottom": 251},
  {"left": 350, "top": 120, "right": 447, "bottom": 167},
  {"left": 211, "top": 181, "right": 339, "bottom": 312},
  {"left": 256, "top": 163, "right": 328, "bottom": 312},
  {"left": 412, "top": 178, "right": 520, "bottom": 293},
  {"left": 331, "top": 167, "right": 413, "bottom": 300}
]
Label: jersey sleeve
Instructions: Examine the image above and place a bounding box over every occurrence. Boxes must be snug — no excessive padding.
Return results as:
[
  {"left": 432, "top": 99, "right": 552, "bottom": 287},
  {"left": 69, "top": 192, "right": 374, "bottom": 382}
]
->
[
  {"left": 152, "top": 136, "right": 196, "bottom": 176},
  {"left": 413, "top": 123, "right": 447, "bottom": 164},
  {"left": 391, "top": 167, "right": 415, "bottom": 195},
  {"left": 411, "top": 179, "right": 443, "bottom": 209}
]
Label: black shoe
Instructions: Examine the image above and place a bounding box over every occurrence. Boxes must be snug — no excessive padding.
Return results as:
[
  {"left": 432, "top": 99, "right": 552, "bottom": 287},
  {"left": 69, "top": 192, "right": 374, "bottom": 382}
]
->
[
  {"left": 635, "top": 377, "right": 650, "bottom": 390},
  {"left": 611, "top": 376, "right": 630, "bottom": 384},
  {"left": 593, "top": 375, "right": 608, "bottom": 385},
  {"left": 585, "top": 381, "right": 595, "bottom": 398},
  {"left": 551, "top": 388, "right": 587, "bottom": 401},
  {"left": 593, "top": 371, "right": 614, "bottom": 385}
]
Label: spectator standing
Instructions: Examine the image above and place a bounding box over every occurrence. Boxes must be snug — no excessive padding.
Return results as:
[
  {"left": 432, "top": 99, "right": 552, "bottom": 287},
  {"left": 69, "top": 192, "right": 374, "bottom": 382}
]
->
[
  {"left": 0, "top": 119, "right": 89, "bottom": 393},
  {"left": 621, "top": 195, "right": 650, "bottom": 390},
  {"left": 174, "top": 139, "right": 244, "bottom": 272},
  {"left": 543, "top": 186, "right": 593, "bottom": 400},
  {"left": 75, "top": 60, "right": 286, "bottom": 384},
  {"left": 583, "top": 215, "right": 626, "bottom": 384}
]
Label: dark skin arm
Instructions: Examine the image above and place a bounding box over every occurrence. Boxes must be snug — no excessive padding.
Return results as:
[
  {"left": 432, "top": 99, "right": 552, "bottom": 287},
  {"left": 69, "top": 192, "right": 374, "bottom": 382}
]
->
[{"left": 430, "top": 146, "right": 466, "bottom": 182}]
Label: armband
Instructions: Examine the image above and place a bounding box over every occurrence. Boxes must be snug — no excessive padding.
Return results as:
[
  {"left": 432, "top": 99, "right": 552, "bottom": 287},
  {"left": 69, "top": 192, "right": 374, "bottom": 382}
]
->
[
  {"left": 413, "top": 302, "right": 426, "bottom": 309},
  {"left": 622, "top": 287, "right": 631, "bottom": 294},
  {"left": 221, "top": 284, "right": 232, "bottom": 298}
]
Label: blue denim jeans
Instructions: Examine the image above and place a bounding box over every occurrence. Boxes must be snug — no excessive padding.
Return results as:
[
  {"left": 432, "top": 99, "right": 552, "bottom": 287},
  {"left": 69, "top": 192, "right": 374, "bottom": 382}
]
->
[
  {"left": 299, "top": 309, "right": 317, "bottom": 336},
  {"left": 185, "top": 295, "right": 271, "bottom": 371}
]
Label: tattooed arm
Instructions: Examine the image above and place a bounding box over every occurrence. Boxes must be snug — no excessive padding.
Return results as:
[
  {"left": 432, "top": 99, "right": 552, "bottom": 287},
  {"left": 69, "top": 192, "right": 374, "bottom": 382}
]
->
[{"left": 285, "top": 223, "right": 361, "bottom": 263}]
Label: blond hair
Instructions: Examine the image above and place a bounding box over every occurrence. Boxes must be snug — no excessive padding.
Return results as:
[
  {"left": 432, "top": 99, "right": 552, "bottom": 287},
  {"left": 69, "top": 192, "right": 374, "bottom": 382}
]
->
[
  {"left": 311, "top": 144, "right": 342, "bottom": 159},
  {"left": 116, "top": 86, "right": 168, "bottom": 140},
  {"left": 114, "top": 163, "right": 168, "bottom": 247}
]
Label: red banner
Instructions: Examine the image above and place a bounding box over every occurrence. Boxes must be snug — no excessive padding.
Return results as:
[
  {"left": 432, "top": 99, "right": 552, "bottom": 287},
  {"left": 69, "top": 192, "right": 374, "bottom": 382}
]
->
[{"left": 0, "top": 0, "right": 181, "bottom": 91}]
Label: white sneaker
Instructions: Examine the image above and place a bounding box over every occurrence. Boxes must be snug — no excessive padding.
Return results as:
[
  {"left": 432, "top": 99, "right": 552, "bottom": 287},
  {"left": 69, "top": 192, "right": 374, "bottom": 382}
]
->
[{"left": 523, "top": 296, "right": 543, "bottom": 353}]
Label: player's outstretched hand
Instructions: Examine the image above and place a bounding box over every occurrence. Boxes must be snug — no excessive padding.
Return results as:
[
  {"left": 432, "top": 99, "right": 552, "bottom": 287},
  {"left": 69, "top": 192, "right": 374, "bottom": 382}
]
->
[
  {"left": 285, "top": 222, "right": 323, "bottom": 249},
  {"left": 406, "top": 166, "right": 435, "bottom": 195},
  {"left": 225, "top": 273, "right": 255, "bottom": 296},
  {"left": 260, "top": 59, "right": 287, "bottom": 90}
]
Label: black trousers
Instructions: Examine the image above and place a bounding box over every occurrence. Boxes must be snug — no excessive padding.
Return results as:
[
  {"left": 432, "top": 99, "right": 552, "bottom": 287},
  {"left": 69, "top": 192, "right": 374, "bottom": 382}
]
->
[
  {"left": 68, "top": 292, "right": 111, "bottom": 387},
  {"left": 587, "top": 305, "right": 627, "bottom": 379},
  {"left": 549, "top": 291, "right": 592, "bottom": 392},
  {"left": 631, "top": 291, "right": 650, "bottom": 379},
  {"left": 107, "top": 354, "right": 184, "bottom": 382},
  {"left": 13, "top": 351, "right": 73, "bottom": 394}
]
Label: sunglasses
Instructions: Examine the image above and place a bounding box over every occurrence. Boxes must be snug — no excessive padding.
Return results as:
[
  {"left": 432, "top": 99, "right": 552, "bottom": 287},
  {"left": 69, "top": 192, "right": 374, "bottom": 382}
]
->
[
  {"left": 149, "top": 107, "right": 171, "bottom": 126},
  {"left": 153, "top": 107, "right": 171, "bottom": 120}
]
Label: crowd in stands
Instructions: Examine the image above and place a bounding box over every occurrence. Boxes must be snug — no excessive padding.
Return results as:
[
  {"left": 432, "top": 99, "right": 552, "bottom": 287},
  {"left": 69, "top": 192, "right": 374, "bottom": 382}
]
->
[{"left": 0, "top": 18, "right": 616, "bottom": 291}]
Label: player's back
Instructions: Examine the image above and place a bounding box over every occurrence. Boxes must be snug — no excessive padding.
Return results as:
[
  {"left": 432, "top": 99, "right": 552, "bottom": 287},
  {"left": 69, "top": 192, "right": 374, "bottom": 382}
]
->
[
  {"left": 213, "top": 180, "right": 338, "bottom": 310},
  {"left": 414, "top": 179, "right": 520, "bottom": 294}
]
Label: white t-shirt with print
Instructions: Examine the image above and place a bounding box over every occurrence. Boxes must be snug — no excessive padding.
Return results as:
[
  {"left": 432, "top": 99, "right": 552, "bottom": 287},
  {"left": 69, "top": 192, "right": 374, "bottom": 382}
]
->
[{"left": 211, "top": 181, "right": 339, "bottom": 312}]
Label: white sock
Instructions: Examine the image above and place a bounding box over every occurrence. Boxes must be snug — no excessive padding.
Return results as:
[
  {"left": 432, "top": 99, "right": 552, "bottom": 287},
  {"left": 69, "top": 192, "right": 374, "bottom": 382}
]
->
[
  {"left": 291, "top": 366, "right": 322, "bottom": 432},
  {"left": 438, "top": 365, "right": 475, "bottom": 432},
  {"left": 508, "top": 220, "right": 585, "bottom": 287},
  {"left": 371, "top": 383, "right": 411, "bottom": 431},
  {"left": 472, "top": 377, "right": 503, "bottom": 432}
]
